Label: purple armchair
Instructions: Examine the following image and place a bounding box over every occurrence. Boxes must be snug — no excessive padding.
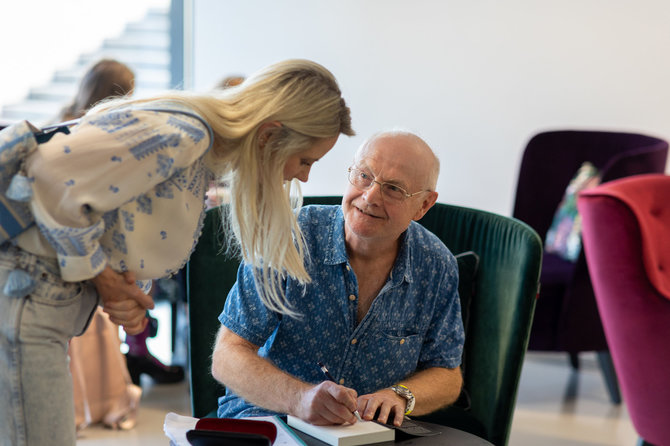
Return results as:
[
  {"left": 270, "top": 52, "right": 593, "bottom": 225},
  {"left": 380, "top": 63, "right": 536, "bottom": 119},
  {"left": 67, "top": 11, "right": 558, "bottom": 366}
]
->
[
  {"left": 512, "top": 130, "right": 668, "bottom": 403},
  {"left": 578, "top": 174, "right": 670, "bottom": 446}
]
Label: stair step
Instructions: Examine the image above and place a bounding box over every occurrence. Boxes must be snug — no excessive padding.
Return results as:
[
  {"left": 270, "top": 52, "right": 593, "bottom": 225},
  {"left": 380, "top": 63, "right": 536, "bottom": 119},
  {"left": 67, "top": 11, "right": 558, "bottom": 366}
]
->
[
  {"left": 27, "top": 84, "right": 77, "bottom": 102},
  {"left": 3, "top": 84, "right": 172, "bottom": 125},
  {"left": 52, "top": 65, "right": 170, "bottom": 87},
  {"left": 1, "top": 100, "right": 63, "bottom": 124},
  {"left": 126, "top": 9, "right": 169, "bottom": 33},
  {"left": 78, "top": 48, "right": 170, "bottom": 69},
  {"left": 125, "top": 21, "right": 169, "bottom": 34},
  {"left": 28, "top": 79, "right": 170, "bottom": 102},
  {"left": 102, "top": 33, "right": 169, "bottom": 51}
]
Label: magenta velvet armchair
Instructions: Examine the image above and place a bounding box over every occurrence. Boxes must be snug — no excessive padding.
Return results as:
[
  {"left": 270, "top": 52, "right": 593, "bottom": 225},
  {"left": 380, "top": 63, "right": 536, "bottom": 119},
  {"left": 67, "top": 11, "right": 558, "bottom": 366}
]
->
[
  {"left": 578, "top": 174, "right": 670, "bottom": 446},
  {"left": 512, "top": 130, "right": 668, "bottom": 403}
]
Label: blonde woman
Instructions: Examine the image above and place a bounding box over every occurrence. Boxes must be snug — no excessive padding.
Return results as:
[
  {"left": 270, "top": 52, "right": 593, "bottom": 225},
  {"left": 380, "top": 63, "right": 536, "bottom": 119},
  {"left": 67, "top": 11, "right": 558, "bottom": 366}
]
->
[{"left": 0, "top": 59, "right": 354, "bottom": 446}]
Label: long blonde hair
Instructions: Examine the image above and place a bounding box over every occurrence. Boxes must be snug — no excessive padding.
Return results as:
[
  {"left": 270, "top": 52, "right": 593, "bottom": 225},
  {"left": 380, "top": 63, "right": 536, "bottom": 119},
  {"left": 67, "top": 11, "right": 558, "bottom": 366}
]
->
[{"left": 90, "top": 59, "right": 354, "bottom": 314}]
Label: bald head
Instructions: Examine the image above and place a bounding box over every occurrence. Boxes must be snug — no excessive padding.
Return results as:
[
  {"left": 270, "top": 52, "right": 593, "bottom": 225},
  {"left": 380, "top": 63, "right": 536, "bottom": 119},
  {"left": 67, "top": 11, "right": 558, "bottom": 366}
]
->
[{"left": 354, "top": 130, "right": 440, "bottom": 191}]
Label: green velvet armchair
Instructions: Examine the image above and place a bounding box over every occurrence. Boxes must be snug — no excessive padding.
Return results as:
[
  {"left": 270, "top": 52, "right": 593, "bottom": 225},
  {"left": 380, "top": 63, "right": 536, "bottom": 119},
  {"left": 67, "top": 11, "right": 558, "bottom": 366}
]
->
[{"left": 186, "top": 197, "right": 542, "bottom": 446}]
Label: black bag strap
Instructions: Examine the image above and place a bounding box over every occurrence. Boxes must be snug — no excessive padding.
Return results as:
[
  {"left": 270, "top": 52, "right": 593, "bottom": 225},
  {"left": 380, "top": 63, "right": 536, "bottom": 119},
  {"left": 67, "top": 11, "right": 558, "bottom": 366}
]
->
[{"left": 33, "top": 119, "right": 80, "bottom": 144}]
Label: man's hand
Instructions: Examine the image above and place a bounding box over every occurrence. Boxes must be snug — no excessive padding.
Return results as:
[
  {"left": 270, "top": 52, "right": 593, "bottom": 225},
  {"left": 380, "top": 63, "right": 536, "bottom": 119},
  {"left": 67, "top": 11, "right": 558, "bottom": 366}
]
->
[
  {"left": 357, "top": 388, "right": 406, "bottom": 427},
  {"left": 91, "top": 266, "right": 154, "bottom": 334},
  {"left": 295, "top": 381, "right": 359, "bottom": 426}
]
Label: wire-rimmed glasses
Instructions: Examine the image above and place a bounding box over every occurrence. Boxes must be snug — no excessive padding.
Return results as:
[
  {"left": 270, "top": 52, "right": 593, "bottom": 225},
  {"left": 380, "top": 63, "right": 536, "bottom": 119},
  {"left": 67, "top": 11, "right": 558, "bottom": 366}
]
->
[{"left": 347, "top": 167, "right": 430, "bottom": 202}]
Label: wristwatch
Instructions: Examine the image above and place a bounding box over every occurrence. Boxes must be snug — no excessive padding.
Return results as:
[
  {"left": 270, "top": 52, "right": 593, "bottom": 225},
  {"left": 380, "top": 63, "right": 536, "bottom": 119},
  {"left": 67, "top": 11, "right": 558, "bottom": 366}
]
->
[{"left": 390, "top": 384, "right": 416, "bottom": 415}]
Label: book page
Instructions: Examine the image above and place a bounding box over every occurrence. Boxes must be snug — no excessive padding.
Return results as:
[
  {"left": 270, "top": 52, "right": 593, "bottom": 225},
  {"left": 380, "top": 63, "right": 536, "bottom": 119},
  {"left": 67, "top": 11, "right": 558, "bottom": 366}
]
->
[
  {"left": 163, "top": 412, "right": 198, "bottom": 446},
  {"left": 287, "top": 415, "right": 394, "bottom": 446}
]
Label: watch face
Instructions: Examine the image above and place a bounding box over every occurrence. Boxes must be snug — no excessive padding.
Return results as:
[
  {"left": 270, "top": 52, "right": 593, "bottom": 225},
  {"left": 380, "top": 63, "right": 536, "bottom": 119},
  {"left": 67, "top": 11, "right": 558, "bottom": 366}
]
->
[{"left": 393, "top": 385, "right": 411, "bottom": 398}]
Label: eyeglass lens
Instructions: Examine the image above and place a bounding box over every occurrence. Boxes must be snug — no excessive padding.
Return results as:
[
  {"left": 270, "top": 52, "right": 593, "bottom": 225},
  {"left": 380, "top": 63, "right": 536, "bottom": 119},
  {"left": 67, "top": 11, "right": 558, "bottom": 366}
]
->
[{"left": 348, "top": 168, "right": 408, "bottom": 201}]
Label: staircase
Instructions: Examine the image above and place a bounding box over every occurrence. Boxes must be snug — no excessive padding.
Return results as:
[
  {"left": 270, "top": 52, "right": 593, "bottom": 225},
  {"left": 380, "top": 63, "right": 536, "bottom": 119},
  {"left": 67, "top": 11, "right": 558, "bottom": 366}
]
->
[{"left": 0, "top": 7, "right": 172, "bottom": 126}]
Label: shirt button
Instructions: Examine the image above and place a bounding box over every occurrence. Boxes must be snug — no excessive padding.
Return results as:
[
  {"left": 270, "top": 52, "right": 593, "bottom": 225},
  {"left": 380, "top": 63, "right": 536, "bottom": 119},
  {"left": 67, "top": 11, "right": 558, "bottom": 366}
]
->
[
  {"left": 346, "top": 265, "right": 351, "bottom": 271},
  {"left": 400, "top": 339, "right": 406, "bottom": 345},
  {"left": 349, "top": 294, "right": 356, "bottom": 301},
  {"left": 351, "top": 339, "right": 358, "bottom": 345},
  {"left": 339, "top": 378, "right": 345, "bottom": 385}
]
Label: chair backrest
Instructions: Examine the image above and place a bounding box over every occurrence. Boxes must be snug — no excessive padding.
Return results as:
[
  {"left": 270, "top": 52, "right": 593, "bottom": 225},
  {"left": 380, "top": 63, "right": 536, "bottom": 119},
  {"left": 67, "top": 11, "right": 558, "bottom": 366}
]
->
[
  {"left": 578, "top": 174, "right": 670, "bottom": 446},
  {"left": 186, "top": 205, "right": 239, "bottom": 419},
  {"left": 513, "top": 130, "right": 668, "bottom": 240},
  {"left": 410, "top": 202, "right": 542, "bottom": 446},
  {"left": 187, "top": 197, "right": 543, "bottom": 446},
  {"left": 511, "top": 130, "right": 668, "bottom": 354}
]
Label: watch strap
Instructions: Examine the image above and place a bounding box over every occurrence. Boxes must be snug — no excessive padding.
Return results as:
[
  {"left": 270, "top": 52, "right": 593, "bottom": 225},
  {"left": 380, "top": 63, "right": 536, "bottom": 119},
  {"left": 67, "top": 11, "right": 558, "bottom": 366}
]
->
[{"left": 391, "top": 384, "right": 416, "bottom": 415}]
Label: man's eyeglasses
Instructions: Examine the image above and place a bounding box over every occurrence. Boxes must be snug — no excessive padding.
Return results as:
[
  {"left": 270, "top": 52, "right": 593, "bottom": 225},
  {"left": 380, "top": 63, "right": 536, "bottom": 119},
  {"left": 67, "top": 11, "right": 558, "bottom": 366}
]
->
[{"left": 347, "top": 167, "right": 430, "bottom": 202}]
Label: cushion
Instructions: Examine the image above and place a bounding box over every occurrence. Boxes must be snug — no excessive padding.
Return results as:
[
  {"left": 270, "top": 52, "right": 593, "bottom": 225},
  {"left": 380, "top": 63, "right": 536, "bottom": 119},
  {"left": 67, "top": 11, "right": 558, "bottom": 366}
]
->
[
  {"left": 539, "top": 252, "right": 577, "bottom": 285},
  {"left": 545, "top": 161, "right": 601, "bottom": 262},
  {"left": 455, "top": 250, "right": 479, "bottom": 338},
  {"left": 453, "top": 250, "right": 479, "bottom": 410},
  {"left": 579, "top": 174, "right": 670, "bottom": 300}
]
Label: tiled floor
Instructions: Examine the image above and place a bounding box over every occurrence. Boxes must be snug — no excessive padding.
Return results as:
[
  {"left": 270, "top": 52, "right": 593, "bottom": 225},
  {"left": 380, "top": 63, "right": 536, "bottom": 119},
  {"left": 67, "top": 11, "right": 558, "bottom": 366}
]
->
[
  {"left": 76, "top": 303, "right": 639, "bottom": 445},
  {"left": 509, "top": 352, "right": 637, "bottom": 445},
  {"left": 76, "top": 379, "right": 190, "bottom": 446}
]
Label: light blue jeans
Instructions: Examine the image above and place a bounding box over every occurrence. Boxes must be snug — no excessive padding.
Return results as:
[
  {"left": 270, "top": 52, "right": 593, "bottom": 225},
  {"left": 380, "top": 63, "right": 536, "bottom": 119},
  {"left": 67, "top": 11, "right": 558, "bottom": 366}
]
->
[{"left": 0, "top": 244, "right": 98, "bottom": 446}]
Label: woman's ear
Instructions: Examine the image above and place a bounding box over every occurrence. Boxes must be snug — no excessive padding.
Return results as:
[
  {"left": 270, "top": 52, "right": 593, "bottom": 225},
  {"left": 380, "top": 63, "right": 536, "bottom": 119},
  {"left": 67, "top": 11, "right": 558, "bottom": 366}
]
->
[{"left": 258, "top": 121, "right": 282, "bottom": 149}]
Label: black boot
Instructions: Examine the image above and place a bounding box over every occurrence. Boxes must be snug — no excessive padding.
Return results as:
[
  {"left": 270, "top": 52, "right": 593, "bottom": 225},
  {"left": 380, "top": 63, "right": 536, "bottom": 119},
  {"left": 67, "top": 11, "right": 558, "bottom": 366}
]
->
[
  {"left": 125, "top": 315, "right": 184, "bottom": 385},
  {"left": 125, "top": 352, "right": 185, "bottom": 385}
]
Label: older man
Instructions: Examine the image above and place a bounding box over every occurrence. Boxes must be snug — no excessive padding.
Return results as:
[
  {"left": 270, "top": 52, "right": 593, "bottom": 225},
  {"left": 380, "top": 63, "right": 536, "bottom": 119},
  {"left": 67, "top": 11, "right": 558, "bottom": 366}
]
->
[{"left": 212, "top": 130, "right": 464, "bottom": 427}]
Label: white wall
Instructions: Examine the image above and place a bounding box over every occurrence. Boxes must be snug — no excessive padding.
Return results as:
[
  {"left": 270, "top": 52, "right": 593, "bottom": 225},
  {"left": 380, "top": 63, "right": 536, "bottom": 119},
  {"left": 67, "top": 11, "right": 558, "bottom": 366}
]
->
[
  {"left": 0, "top": 0, "right": 167, "bottom": 107},
  {"left": 190, "top": 0, "right": 670, "bottom": 216}
]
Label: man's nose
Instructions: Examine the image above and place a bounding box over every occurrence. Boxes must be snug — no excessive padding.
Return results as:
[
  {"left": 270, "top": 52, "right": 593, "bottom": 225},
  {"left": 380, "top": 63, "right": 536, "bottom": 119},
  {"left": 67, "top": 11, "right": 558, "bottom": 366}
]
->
[{"left": 363, "top": 180, "right": 384, "bottom": 203}]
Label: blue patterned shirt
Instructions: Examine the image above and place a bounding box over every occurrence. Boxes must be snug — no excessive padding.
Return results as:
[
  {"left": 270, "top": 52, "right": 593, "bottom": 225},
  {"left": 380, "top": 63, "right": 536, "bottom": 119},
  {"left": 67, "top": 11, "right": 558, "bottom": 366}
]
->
[{"left": 218, "top": 205, "right": 464, "bottom": 418}]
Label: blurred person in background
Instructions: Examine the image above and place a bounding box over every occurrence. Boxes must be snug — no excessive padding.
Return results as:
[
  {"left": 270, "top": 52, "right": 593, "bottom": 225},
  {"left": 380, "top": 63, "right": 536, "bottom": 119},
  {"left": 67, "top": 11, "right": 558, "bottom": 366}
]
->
[{"left": 54, "top": 59, "right": 135, "bottom": 123}]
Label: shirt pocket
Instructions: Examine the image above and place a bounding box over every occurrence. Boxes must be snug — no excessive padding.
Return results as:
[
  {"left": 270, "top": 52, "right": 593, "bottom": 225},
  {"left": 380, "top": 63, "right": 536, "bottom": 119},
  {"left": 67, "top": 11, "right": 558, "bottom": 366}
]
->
[{"left": 371, "top": 325, "right": 424, "bottom": 374}]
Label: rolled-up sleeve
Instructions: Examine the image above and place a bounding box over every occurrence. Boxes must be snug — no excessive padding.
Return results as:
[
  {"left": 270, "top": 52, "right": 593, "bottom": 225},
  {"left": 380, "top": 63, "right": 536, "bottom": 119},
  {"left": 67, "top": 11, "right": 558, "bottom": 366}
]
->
[{"left": 219, "top": 263, "right": 280, "bottom": 347}]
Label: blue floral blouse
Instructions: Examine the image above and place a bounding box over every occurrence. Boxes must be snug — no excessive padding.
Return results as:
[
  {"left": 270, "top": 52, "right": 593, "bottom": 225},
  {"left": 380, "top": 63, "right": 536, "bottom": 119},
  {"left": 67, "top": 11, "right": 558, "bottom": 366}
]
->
[{"left": 16, "top": 101, "right": 214, "bottom": 289}]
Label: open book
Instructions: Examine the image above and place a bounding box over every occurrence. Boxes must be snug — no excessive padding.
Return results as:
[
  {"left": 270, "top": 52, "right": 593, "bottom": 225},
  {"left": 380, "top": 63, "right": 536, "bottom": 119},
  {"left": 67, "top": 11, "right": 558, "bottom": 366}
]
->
[{"left": 287, "top": 415, "right": 394, "bottom": 446}]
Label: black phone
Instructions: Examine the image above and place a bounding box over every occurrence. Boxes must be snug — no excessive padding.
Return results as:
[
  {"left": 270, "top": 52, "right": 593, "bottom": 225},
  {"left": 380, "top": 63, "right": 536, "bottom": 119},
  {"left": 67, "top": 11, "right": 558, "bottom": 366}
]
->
[{"left": 186, "top": 429, "right": 273, "bottom": 446}]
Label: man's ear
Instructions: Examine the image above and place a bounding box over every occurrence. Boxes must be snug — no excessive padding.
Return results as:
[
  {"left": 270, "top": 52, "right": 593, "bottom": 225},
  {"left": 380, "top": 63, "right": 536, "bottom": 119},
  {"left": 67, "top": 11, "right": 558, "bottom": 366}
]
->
[
  {"left": 257, "top": 121, "right": 282, "bottom": 149},
  {"left": 412, "top": 191, "right": 439, "bottom": 221}
]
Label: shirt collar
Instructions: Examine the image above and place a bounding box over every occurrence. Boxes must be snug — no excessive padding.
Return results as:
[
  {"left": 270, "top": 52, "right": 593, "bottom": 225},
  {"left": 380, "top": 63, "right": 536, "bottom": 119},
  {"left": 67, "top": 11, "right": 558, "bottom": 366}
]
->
[
  {"left": 323, "top": 207, "right": 414, "bottom": 285},
  {"left": 323, "top": 207, "right": 348, "bottom": 266}
]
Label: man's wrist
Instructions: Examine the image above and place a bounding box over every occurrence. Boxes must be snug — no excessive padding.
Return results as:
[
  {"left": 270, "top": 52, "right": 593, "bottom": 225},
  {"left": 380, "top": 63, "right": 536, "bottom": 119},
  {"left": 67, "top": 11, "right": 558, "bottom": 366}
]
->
[{"left": 390, "top": 384, "right": 415, "bottom": 415}]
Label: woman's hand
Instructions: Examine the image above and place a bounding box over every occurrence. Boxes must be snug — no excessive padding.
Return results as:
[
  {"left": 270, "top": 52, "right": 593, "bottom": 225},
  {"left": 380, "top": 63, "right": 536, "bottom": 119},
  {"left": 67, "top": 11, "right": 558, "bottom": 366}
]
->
[
  {"left": 102, "top": 298, "right": 149, "bottom": 334},
  {"left": 91, "top": 266, "right": 155, "bottom": 334}
]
